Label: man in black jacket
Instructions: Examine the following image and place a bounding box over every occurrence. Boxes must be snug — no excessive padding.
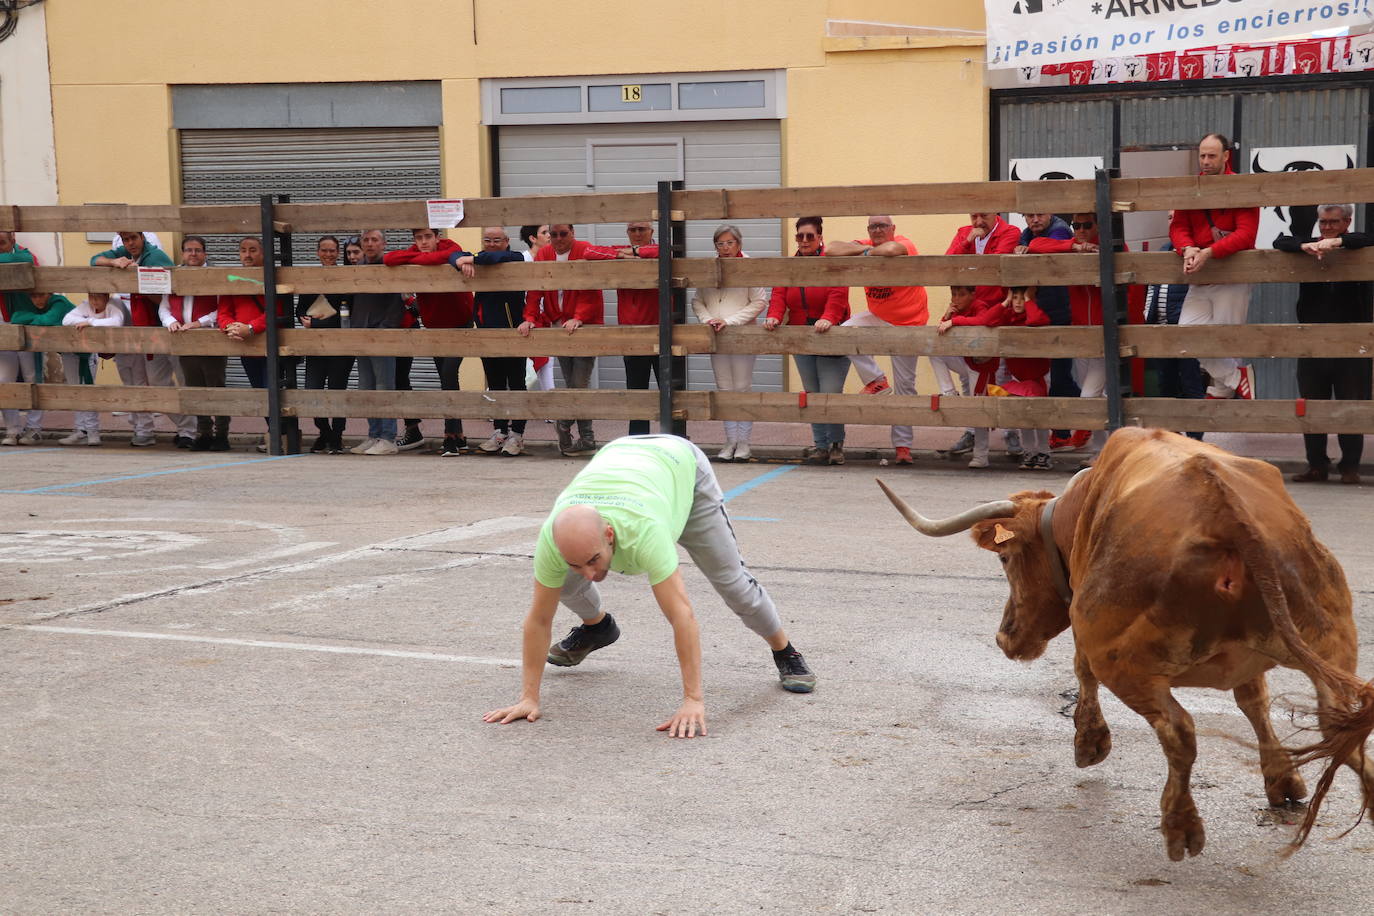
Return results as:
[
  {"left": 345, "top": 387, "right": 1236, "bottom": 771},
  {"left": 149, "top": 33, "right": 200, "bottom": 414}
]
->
[
  {"left": 1274, "top": 203, "right": 1372, "bottom": 485},
  {"left": 450, "top": 228, "right": 530, "bottom": 457}
]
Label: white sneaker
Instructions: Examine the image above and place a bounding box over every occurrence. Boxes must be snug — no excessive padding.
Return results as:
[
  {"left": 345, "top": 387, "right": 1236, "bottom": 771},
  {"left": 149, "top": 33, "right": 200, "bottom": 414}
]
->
[
  {"left": 59, "top": 430, "right": 87, "bottom": 445},
  {"left": 717, "top": 441, "right": 737, "bottom": 461},
  {"left": 86, "top": 432, "right": 102, "bottom": 446},
  {"left": 1003, "top": 430, "right": 1022, "bottom": 457},
  {"left": 3, "top": 429, "right": 19, "bottom": 446},
  {"left": 350, "top": 438, "right": 378, "bottom": 455},
  {"left": 734, "top": 442, "right": 752, "bottom": 462},
  {"left": 478, "top": 431, "right": 507, "bottom": 453},
  {"left": 364, "top": 438, "right": 399, "bottom": 455},
  {"left": 130, "top": 434, "right": 156, "bottom": 447},
  {"left": 500, "top": 433, "right": 524, "bottom": 457},
  {"left": 17, "top": 428, "right": 42, "bottom": 445},
  {"left": 968, "top": 454, "right": 990, "bottom": 469}
]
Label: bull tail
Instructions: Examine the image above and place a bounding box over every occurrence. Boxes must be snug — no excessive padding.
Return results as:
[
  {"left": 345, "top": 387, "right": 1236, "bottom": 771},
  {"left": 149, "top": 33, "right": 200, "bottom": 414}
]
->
[{"left": 1197, "top": 458, "right": 1374, "bottom": 850}]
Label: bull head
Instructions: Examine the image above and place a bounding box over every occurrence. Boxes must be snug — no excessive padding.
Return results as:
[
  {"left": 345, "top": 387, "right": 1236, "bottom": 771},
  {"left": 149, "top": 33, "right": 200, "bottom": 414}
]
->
[{"left": 877, "top": 481, "right": 1072, "bottom": 661}]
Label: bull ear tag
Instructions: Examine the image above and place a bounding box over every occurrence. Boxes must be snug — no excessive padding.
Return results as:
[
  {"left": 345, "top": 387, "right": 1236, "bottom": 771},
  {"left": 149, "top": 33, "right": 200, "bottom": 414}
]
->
[{"left": 993, "top": 524, "right": 1016, "bottom": 544}]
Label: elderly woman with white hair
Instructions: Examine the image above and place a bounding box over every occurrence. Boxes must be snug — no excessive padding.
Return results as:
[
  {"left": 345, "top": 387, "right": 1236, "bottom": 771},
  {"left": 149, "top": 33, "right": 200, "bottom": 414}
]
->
[{"left": 692, "top": 225, "right": 770, "bottom": 462}]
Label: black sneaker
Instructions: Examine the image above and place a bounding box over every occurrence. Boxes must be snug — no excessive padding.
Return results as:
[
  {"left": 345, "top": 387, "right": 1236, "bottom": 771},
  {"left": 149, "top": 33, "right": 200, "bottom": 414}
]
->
[
  {"left": 774, "top": 649, "right": 817, "bottom": 693},
  {"left": 310, "top": 434, "right": 331, "bottom": 454},
  {"left": 546, "top": 615, "right": 620, "bottom": 667},
  {"left": 396, "top": 426, "right": 426, "bottom": 451},
  {"left": 439, "top": 435, "right": 462, "bottom": 457},
  {"left": 175, "top": 435, "right": 195, "bottom": 450}
]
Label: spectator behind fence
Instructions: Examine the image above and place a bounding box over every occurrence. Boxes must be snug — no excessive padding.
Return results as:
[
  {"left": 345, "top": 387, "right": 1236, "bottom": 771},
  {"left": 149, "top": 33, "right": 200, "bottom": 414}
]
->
[
  {"left": 1030, "top": 212, "right": 1113, "bottom": 466},
  {"left": 521, "top": 224, "right": 555, "bottom": 393},
  {"left": 986, "top": 288, "right": 1054, "bottom": 471},
  {"left": 1015, "top": 212, "right": 1084, "bottom": 452},
  {"left": 609, "top": 219, "right": 662, "bottom": 437},
  {"left": 692, "top": 225, "right": 770, "bottom": 463},
  {"left": 450, "top": 227, "right": 530, "bottom": 457},
  {"left": 520, "top": 223, "right": 615, "bottom": 458},
  {"left": 348, "top": 228, "right": 406, "bottom": 456},
  {"left": 384, "top": 227, "right": 473, "bottom": 457},
  {"left": 161, "top": 248, "right": 228, "bottom": 451},
  {"left": 58, "top": 292, "right": 125, "bottom": 447},
  {"left": 1143, "top": 237, "right": 1205, "bottom": 441},
  {"left": 216, "top": 236, "right": 298, "bottom": 453},
  {"left": 298, "top": 235, "right": 353, "bottom": 455},
  {"left": 1274, "top": 202, "right": 1373, "bottom": 486},
  {"left": 932, "top": 285, "right": 992, "bottom": 468},
  {"left": 1, "top": 231, "right": 42, "bottom": 444},
  {"left": 824, "top": 216, "right": 927, "bottom": 464},
  {"left": 1169, "top": 132, "right": 1260, "bottom": 400},
  {"left": 90, "top": 230, "right": 194, "bottom": 447},
  {"left": 763, "top": 216, "right": 851, "bottom": 465},
  {"left": 7, "top": 288, "right": 76, "bottom": 444},
  {"left": 343, "top": 237, "right": 363, "bottom": 265}
]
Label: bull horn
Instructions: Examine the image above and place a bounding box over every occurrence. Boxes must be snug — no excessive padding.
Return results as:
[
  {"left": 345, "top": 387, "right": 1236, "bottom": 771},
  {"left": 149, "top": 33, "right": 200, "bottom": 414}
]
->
[{"left": 876, "top": 479, "right": 1016, "bottom": 537}]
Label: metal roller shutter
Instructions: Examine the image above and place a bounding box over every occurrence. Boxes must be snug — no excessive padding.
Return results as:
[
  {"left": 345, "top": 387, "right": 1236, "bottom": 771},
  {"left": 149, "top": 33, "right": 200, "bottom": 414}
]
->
[
  {"left": 497, "top": 119, "right": 785, "bottom": 392},
  {"left": 179, "top": 127, "right": 442, "bottom": 389}
]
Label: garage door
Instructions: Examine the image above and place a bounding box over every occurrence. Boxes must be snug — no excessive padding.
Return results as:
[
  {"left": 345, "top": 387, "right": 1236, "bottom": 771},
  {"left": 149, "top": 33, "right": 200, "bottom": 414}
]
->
[{"left": 498, "top": 120, "right": 784, "bottom": 391}]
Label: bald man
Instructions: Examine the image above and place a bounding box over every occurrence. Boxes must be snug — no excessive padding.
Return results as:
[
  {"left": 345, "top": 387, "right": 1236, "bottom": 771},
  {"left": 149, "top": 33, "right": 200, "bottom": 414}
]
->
[{"left": 484, "top": 434, "right": 816, "bottom": 738}]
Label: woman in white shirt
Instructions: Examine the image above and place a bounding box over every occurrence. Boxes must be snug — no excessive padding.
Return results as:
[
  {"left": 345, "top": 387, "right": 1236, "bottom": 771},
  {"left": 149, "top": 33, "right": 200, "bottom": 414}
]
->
[
  {"left": 58, "top": 292, "right": 126, "bottom": 446},
  {"left": 692, "top": 225, "right": 770, "bottom": 462}
]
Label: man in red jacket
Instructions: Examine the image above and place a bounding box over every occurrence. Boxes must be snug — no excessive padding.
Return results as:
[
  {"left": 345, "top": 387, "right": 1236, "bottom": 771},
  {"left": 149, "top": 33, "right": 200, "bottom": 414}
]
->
[
  {"left": 1168, "top": 133, "right": 1260, "bottom": 400},
  {"left": 519, "top": 223, "right": 616, "bottom": 456},
  {"left": 384, "top": 228, "right": 475, "bottom": 456},
  {"left": 609, "top": 220, "right": 661, "bottom": 437}
]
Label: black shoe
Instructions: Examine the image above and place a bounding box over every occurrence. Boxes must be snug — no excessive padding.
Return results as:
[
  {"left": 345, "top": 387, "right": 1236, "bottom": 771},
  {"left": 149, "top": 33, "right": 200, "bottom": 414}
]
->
[
  {"left": 396, "top": 426, "right": 426, "bottom": 451},
  {"left": 774, "top": 649, "right": 817, "bottom": 693},
  {"left": 210, "top": 436, "right": 232, "bottom": 452},
  {"left": 328, "top": 432, "right": 346, "bottom": 455},
  {"left": 439, "top": 435, "right": 462, "bottom": 457},
  {"left": 546, "top": 615, "right": 620, "bottom": 667},
  {"left": 190, "top": 434, "right": 214, "bottom": 452},
  {"left": 562, "top": 438, "right": 598, "bottom": 457},
  {"left": 174, "top": 435, "right": 195, "bottom": 449},
  {"left": 310, "top": 434, "right": 330, "bottom": 454}
]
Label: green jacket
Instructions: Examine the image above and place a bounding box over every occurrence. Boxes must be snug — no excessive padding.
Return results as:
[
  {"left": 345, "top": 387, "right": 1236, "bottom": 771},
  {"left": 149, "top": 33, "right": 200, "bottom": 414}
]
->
[
  {"left": 10, "top": 292, "right": 76, "bottom": 327},
  {"left": 1, "top": 247, "right": 36, "bottom": 322},
  {"left": 89, "top": 239, "right": 174, "bottom": 268}
]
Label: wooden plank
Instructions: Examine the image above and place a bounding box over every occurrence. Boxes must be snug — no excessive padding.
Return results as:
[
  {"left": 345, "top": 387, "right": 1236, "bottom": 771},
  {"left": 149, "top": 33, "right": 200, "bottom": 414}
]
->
[
  {"left": 0, "top": 325, "right": 24, "bottom": 350},
  {"left": 0, "top": 382, "right": 33, "bottom": 409},
  {"left": 705, "top": 393, "right": 1108, "bottom": 429},
  {"left": 0, "top": 262, "right": 35, "bottom": 291},
  {"left": 1119, "top": 324, "right": 1374, "bottom": 358},
  {"left": 282, "top": 389, "right": 671, "bottom": 421},
  {"left": 710, "top": 325, "right": 1101, "bottom": 359},
  {"left": 0, "top": 204, "right": 260, "bottom": 234},
  {"left": 26, "top": 326, "right": 265, "bottom": 356},
  {"left": 275, "top": 193, "right": 662, "bottom": 232},
  {"left": 278, "top": 326, "right": 670, "bottom": 358},
  {"left": 1109, "top": 170, "right": 1374, "bottom": 213},
  {"left": 32, "top": 384, "right": 264, "bottom": 416},
  {"left": 1124, "top": 398, "right": 1374, "bottom": 435}
]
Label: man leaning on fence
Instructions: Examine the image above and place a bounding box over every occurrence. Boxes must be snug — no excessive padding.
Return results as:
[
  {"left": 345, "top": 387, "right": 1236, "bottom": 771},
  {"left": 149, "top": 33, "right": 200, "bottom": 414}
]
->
[
  {"left": 1274, "top": 203, "right": 1373, "bottom": 486},
  {"left": 1168, "top": 133, "right": 1260, "bottom": 400},
  {"left": 90, "top": 231, "right": 197, "bottom": 448},
  {"left": 349, "top": 229, "right": 407, "bottom": 456}
]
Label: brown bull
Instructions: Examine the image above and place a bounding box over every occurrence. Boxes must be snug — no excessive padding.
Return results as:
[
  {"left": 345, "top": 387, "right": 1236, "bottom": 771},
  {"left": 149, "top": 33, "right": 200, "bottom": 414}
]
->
[{"left": 880, "top": 427, "right": 1374, "bottom": 860}]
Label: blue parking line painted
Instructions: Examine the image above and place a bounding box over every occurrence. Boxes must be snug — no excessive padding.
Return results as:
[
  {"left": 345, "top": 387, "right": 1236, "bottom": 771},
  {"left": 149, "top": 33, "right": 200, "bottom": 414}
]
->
[
  {"left": 721, "top": 464, "right": 797, "bottom": 504},
  {"left": 0, "top": 453, "right": 308, "bottom": 494}
]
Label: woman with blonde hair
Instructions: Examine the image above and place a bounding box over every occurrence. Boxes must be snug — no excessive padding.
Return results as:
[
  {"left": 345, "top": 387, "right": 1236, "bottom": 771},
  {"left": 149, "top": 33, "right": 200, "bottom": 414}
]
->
[{"left": 692, "top": 225, "right": 770, "bottom": 461}]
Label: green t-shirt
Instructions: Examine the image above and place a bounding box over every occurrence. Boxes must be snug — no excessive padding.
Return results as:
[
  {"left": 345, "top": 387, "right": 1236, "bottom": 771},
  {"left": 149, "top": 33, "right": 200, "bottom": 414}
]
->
[{"left": 534, "top": 437, "right": 697, "bottom": 588}]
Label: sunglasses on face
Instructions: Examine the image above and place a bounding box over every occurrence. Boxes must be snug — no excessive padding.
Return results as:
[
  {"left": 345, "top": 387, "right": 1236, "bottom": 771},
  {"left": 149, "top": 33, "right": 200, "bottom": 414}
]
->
[
  {"left": 1071, "top": 221, "right": 1096, "bottom": 230},
  {"left": 795, "top": 232, "right": 818, "bottom": 241},
  {"left": 551, "top": 230, "right": 573, "bottom": 238},
  {"left": 867, "top": 223, "right": 893, "bottom": 231}
]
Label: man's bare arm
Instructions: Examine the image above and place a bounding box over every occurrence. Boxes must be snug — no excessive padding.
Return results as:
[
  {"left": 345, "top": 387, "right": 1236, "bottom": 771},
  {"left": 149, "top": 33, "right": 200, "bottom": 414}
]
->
[
  {"left": 483, "top": 581, "right": 561, "bottom": 724},
  {"left": 651, "top": 570, "right": 706, "bottom": 738}
]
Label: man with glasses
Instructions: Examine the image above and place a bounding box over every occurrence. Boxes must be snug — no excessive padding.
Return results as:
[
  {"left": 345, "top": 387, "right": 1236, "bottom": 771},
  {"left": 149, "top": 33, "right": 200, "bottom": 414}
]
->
[
  {"left": 348, "top": 229, "right": 406, "bottom": 456},
  {"left": 1274, "top": 203, "right": 1373, "bottom": 485},
  {"left": 824, "top": 216, "right": 927, "bottom": 464},
  {"left": 451, "top": 228, "right": 533, "bottom": 457},
  {"left": 520, "top": 223, "right": 617, "bottom": 456},
  {"left": 1168, "top": 132, "right": 1260, "bottom": 400}
]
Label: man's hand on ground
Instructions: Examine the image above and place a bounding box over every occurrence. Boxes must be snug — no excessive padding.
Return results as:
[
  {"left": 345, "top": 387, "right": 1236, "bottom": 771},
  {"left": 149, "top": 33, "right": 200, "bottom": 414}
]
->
[
  {"left": 483, "top": 698, "right": 541, "bottom": 724},
  {"left": 656, "top": 699, "right": 707, "bottom": 738}
]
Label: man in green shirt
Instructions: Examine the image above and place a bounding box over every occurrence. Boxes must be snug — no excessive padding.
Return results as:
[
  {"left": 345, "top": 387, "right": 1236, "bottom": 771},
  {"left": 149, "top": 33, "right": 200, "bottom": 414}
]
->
[{"left": 484, "top": 435, "right": 816, "bottom": 738}]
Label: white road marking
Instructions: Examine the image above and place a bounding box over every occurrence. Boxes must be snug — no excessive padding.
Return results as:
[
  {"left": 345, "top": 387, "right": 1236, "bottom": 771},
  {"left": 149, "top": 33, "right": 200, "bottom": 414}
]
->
[
  {"left": 201, "top": 542, "right": 338, "bottom": 570},
  {"left": 22, "top": 625, "right": 521, "bottom": 667}
]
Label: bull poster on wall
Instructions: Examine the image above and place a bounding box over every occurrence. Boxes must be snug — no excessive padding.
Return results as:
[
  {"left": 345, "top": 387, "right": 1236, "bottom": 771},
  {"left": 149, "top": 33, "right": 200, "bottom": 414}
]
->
[
  {"left": 1249, "top": 145, "right": 1357, "bottom": 249},
  {"left": 1006, "top": 157, "right": 1104, "bottom": 230}
]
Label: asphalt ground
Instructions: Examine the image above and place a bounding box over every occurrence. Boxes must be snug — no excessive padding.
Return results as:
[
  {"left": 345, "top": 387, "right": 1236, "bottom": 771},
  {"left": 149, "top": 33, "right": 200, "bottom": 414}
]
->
[{"left": 2, "top": 441, "right": 1372, "bottom": 914}]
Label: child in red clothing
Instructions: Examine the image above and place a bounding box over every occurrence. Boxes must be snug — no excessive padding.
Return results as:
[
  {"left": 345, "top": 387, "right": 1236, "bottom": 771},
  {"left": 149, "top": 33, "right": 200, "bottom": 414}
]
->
[
  {"left": 984, "top": 288, "right": 1054, "bottom": 470},
  {"left": 936, "top": 286, "right": 1002, "bottom": 469}
]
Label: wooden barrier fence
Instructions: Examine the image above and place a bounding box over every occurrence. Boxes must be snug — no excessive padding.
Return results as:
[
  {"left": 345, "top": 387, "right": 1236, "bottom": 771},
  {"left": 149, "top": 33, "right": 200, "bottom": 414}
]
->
[{"left": 2, "top": 168, "right": 1372, "bottom": 451}]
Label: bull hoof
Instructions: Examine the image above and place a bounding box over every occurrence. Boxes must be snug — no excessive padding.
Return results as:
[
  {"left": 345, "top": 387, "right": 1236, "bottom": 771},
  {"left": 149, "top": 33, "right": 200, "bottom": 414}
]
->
[
  {"left": 1074, "top": 726, "right": 1112, "bottom": 768},
  {"left": 1163, "top": 811, "right": 1206, "bottom": 861},
  {"left": 1266, "top": 772, "right": 1308, "bottom": 807}
]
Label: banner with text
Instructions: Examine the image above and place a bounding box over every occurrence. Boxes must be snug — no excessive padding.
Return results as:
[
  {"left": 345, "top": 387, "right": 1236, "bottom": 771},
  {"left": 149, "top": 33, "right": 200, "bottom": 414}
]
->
[{"left": 986, "top": 0, "right": 1374, "bottom": 70}]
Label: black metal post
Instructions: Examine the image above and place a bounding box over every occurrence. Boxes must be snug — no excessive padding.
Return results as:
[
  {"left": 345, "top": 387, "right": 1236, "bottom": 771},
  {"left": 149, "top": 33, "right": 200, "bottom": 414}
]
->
[
  {"left": 1094, "top": 168, "right": 1124, "bottom": 433},
  {"left": 669, "top": 180, "right": 687, "bottom": 438},
  {"left": 656, "top": 180, "right": 674, "bottom": 433},
  {"left": 260, "top": 195, "right": 283, "bottom": 455},
  {"left": 277, "top": 194, "right": 300, "bottom": 454}
]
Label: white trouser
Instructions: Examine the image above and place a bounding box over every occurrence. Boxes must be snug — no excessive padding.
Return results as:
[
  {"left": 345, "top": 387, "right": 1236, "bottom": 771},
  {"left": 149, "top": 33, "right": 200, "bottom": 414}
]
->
[
  {"left": 841, "top": 312, "right": 918, "bottom": 447},
  {"left": 710, "top": 352, "right": 757, "bottom": 444},
  {"left": 61, "top": 353, "right": 101, "bottom": 432},
  {"left": 1, "top": 350, "right": 44, "bottom": 430},
  {"left": 1178, "top": 283, "right": 1252, "bottom": 394},
  {"left": 114, "top": 353, "right": 195, "bottom": 437},
  {"left": 1073, "top": 357, "right": 1109, "bottom": 454},
  {"left": 1019, "top": 428, "right": 1047, "bottom": 455},
  {"left": 930, "top": 354, "right": 979, "bottom": 440}
]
